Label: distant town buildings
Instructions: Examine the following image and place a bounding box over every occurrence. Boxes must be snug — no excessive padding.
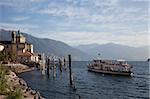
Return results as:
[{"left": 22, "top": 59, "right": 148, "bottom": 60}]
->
[{"left": 0, "top": 30, "right": 39, "bottom": 63}]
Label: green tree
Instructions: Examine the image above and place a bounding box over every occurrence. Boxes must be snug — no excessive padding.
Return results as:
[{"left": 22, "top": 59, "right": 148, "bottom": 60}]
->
[{"left": 0, "top": 52, "right": 5, "bottom": 61}]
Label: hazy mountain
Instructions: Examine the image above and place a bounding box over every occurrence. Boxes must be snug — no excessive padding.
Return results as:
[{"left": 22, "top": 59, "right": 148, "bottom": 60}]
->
[
  {"left": 1, "top": 29, "right": 149, "bottom": 61},
  {"left": 76, "top": 43, "right": 149, "bottom": 61},
  {"left": 0, "top": 29, "right": 90, "bottom": 61}
]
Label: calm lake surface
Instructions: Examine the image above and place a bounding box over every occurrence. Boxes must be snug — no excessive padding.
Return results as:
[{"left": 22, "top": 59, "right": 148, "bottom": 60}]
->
[{"left": 19, "top": 61, "right": 150, "bottom": 99}]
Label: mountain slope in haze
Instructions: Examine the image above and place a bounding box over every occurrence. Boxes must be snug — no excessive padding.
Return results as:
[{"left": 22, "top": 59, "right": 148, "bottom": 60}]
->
[
  {"left": 0, "top": 29, "right": 90, "bottom": 61},
  {"left": 76, "top": 43, "right": 149, "bottom": 61}
]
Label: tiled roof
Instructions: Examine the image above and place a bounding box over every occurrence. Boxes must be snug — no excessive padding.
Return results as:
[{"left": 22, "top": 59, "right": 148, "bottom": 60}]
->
[{"left": 18, "top": 51, "right": 33, "bottom": 57}]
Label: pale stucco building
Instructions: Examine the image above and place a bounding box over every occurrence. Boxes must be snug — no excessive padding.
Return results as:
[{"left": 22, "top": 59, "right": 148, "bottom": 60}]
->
[{"left": 0, "top": 30, "right": 39, "bottom": 63}]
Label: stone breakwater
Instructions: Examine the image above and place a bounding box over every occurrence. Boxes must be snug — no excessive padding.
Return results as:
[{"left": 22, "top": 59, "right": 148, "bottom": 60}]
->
[
  {"left": 4, "top": 63, "right": 35, "bottom": 73},
  {"left": 8, "top": 71, "right": 44, "bottom": 99},
  {"left": 0, "top": 64, "right": 45, "bottom": 99}
]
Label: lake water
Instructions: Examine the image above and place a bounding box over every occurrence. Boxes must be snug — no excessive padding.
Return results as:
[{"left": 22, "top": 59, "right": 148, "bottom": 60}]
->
[{"left": 19, "top": 61, "right": 150, "bottom": 99}]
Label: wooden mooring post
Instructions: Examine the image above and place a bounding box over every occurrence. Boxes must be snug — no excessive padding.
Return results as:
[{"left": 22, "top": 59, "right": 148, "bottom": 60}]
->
[
  {"left": 64, "top": 57, "right": 66, "bottom": 66},
  {"left": 47, "top": 58, "right": 50, "bottom": 77},
  {"left": 59, "top": 58, "right": 62, "bottom": 72},
  {"left": 41, "top": 53, "right": 46, "bottom": 75},
  {"left": 53, "top": 58, "right": 56, "bottom": 78},
  {"left": 68, "top": 54, "right": 73, "bottom": 86},
  {"left": 68, "top": 54, "right": 77, "bottom": 91}
]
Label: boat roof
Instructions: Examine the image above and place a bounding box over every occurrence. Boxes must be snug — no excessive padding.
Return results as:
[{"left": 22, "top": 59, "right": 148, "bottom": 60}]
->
[
  {"left": 93, "top": 59, "right": 126, "bottom": 62},
  {"left": 116, "top": 59, "right": 126, "bottom": 62}
]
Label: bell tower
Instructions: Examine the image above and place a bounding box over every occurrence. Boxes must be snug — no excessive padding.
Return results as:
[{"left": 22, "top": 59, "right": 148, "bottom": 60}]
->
[{"left": 11, "top": 31, "right": 16, "bottom": 43}]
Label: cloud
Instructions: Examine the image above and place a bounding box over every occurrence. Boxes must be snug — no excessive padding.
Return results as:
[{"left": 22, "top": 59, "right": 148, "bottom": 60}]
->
[
  {"left": 38, "top": 3, "right": 88, "bottom": 19},
  {"left": 1, "top": 0, "right": 147, "bottom": 24},
  {"left": 0, "top": 0, "right": 47, "bottom": 13},
  {"left": 43, "top": 31, "right": 149, "bottom": 47},
  {"left": 0, "top": 22, "right": 39, "bottom": 33},
  {"left": 0, "top": 0, "right": 29, "bottom": 7},
  {"left": 12, "top": 16, "right": 29, "bottom": 21},
  {"left": 35, "top": 0, "right": 148, "bottom": 25},
  {"left": 0, "top": 0, "right": 148, "bottom": 47},
  {"left": 131, "top": 0, "right": 149, "bottom": 1},
  {"left": 29, "top": 0, "right": 46, "bottom": 2}
]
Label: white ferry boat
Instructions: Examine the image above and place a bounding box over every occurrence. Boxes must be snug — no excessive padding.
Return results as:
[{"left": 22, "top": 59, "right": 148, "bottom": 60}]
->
[{"left": 87, "top": 59, "right": 133, "bottom": 76}]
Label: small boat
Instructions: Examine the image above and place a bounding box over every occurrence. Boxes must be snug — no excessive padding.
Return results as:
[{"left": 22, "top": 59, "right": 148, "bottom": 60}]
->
[{"left": 87, "top": 59, "right": 133, "bottom": 76}]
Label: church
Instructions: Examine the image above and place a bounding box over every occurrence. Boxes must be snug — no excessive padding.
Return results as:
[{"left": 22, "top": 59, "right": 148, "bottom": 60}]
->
[{"left": 0, "top": 30, "right": 39, "bottom": 63}]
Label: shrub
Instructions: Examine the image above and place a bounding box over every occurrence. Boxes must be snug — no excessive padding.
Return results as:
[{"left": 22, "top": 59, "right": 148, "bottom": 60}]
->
[
  {"left": 0, "top": 52, "right": 5, "bottom": 61},
  {"left": 0, "top": 65, "right": 10, "bottom": 94},
  {"left": 0, "top": 65, "right": 23, "bottom": 99},
  {"left": 7, "top": 88, "right": 23, "bottom": 99}
]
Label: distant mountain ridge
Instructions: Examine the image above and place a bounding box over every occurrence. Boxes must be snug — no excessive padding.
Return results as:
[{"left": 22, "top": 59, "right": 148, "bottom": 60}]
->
[
  {"left": 0, "top": 29, "right": 149, "bottom": 61},
  {"left": 0, "top": 29, "right": 90, "bottom": 61},
  {"left": 76, "top": 43, "right": 149, "bottom": 61}
]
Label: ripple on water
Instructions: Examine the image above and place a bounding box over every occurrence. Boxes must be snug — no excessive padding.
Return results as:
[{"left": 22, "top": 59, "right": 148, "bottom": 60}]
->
[{"left": 19, "top": 61, "right": 149, "bottom": 99}]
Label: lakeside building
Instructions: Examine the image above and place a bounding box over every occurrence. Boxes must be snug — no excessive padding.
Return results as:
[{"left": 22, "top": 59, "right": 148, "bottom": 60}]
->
[{"left": 0, "top": 30, "right": 39, "bottom": 63}]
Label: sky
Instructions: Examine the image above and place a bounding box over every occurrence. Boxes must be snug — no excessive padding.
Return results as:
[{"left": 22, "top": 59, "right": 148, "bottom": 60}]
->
[{"left": 0, "top": 0, "right": 149, "bottom": 47}]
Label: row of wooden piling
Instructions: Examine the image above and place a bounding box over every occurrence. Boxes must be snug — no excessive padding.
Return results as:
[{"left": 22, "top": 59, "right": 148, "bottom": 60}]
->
[
  {"left": 40, "top": 54, "right": 80, "bottom": 98},
  {"left": 41, "top": 54, "right": 73, "bottom": 86}
]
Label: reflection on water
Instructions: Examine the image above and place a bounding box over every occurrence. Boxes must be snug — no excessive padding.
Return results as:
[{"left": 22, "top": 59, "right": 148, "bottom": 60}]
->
[{"left": 19, "top": 61, "right": 150, "bottom": 99}]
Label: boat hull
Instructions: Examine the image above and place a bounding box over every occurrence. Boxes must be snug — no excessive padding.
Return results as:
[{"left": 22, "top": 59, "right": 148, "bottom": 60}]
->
[{"left": 88, "top": 68, "right": 131, "bottom": 76}]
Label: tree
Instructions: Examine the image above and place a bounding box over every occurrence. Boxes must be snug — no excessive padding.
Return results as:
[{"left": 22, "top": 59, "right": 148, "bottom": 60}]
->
[
  {"left": 9, "top": 53, "right": 17, "bottom": 62},
  {"left": 0, "top": 51, "right": 5, "bottom": 61}
]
